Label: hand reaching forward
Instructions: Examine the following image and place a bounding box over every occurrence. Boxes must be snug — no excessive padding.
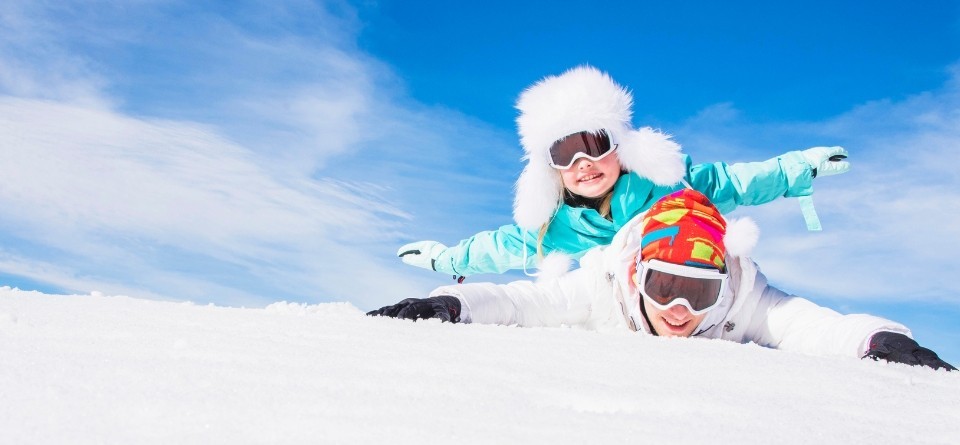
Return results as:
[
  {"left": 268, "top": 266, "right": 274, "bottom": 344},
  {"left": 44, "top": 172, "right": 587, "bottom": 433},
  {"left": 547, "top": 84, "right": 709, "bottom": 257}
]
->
[{"left": 366, "top": 296, "right": 462, "bottom": 323}]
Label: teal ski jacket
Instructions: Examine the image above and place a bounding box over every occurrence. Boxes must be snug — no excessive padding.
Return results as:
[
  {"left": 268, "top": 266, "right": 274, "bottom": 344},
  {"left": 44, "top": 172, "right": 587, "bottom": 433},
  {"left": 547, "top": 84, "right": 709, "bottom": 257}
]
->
[{"left": 433, "top": 151, "right": 814, "bottom": 276}]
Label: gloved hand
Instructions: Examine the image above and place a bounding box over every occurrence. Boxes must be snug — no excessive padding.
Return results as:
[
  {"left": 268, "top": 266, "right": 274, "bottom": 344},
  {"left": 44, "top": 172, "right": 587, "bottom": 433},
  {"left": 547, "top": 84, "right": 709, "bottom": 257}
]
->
[
  {"left": 365, "top": 296, "right": 462, "bottom": 323},
  {"left": 863, "top": 331, "right": 956, "bottom": 371},
  {"left": 802, "top": 146, "right": 850, "bottom": 178},
  {"left": 397, "top": 241, "right": 448, "bottom": 272}
]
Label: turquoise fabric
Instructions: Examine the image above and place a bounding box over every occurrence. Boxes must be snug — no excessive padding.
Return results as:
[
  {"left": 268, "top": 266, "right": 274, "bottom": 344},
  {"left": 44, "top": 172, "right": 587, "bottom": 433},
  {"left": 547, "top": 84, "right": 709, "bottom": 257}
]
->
[{"left": 432, "top": 151, "right": 814, "bottom": 276}]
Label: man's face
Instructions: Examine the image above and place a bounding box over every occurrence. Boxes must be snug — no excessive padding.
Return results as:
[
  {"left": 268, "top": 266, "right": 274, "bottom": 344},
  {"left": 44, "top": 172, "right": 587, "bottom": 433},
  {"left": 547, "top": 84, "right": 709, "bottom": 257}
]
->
[
  {"left": 630, "top": 265, "right": 709, "bottom": 337},
  {"left": 642, "top": 298, "right": 707, "bottom": 337}
]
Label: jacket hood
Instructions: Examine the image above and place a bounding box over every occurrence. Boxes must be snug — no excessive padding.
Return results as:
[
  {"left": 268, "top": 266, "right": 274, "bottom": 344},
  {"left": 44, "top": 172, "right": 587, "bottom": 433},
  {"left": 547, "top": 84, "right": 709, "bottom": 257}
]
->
[{"left": 513, "top": 65, "right": 687, "bottom": 230}]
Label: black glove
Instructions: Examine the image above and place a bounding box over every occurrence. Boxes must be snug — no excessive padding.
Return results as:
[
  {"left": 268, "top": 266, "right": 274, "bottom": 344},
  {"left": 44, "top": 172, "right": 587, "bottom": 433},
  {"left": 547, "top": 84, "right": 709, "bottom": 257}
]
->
[
  {"left": 863, "top": 331, "right": 956, "bottom": 371},
  {"left": 365, "top": 295, "right": 461, "bottom": 323}
]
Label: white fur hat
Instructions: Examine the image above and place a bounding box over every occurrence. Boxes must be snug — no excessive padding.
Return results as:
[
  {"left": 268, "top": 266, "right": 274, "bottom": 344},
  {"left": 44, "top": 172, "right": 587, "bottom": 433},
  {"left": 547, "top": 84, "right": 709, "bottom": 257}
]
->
[{"left": 513, "top": 65, "right": 687, "bottom": 230}]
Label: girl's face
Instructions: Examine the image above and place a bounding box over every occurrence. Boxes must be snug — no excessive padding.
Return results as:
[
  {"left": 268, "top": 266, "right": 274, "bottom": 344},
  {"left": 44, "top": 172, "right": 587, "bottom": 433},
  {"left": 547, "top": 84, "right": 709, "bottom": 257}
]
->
[{"left": 559, "top": 151, "right": 621, "bottom": 198}]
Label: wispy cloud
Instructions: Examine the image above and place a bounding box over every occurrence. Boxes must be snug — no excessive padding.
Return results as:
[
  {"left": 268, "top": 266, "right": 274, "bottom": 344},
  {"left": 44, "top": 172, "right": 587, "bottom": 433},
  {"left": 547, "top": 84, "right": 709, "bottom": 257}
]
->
[
  {"left": 0, "top": 0, "right": 520, "bottom": 307},
  {"left": 0, "top": 97, "right": 414, "bottom": 304},
  {"left": 675, "top": 64, "right": 960, "bottom": 303}
]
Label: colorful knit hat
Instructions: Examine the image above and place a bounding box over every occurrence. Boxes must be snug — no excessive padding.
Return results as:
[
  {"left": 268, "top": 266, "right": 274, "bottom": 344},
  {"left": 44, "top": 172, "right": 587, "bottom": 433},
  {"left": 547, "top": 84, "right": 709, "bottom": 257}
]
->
[{"left": 639, "top": 189, "right": 727, "bottom": 270}]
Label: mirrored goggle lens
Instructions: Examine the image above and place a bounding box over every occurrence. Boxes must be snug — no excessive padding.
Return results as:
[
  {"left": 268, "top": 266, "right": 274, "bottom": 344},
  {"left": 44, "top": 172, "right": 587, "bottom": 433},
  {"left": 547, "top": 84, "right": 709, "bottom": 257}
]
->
[
  {"left": 642, "top": 268, "right": 723, "bottom": 312},
  {"left": 548, "top": 130, "right": 613, "bottom": 168}
]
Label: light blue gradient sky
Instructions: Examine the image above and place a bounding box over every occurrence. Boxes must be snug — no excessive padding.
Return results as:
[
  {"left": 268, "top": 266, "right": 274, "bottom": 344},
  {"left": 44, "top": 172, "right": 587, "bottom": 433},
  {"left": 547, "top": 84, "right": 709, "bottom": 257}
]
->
[{"left": 2, "top": 1, "right": 959, "bottom": 363}]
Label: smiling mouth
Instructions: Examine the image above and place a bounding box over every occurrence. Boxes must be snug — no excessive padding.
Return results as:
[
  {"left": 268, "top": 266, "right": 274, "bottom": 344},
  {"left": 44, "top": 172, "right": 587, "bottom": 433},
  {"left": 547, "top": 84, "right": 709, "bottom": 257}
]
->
[
  {"left": 662, "top": 317, "right": 690, "bottom": 330},
  {"left": 578, "top": 173, "right": 603, "bottom": 183}
]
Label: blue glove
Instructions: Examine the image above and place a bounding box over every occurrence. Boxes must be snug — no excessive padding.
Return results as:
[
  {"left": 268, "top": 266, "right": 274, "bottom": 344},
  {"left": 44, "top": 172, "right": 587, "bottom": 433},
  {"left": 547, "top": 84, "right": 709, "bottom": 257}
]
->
[
  {"left": 397, "top": 241, "right": 449, "bottom": 272},
  {"left": 802, "top": 146, "right": 850, "bottom": 178}
]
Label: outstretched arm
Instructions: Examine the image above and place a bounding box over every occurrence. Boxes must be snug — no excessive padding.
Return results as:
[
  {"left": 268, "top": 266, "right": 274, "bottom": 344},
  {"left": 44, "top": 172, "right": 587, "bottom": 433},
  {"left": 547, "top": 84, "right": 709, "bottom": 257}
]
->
[
  {"left": 397, "top": 215, "right": 609, "bottom": 277},
  {"left": 688, "top": 147, "right": 848, "bottom": 214},
  {"left": 742, "top": 280, "right": 953, "bottom": 370},
  {"left": 426, "top": 266, "right": 603, "bottom": 327},
  {"left": 368, "top": 265, "right": 614, "bottom": 329},
  {"left": 396, "top": 224, "right": 544, "bottom": 277}
]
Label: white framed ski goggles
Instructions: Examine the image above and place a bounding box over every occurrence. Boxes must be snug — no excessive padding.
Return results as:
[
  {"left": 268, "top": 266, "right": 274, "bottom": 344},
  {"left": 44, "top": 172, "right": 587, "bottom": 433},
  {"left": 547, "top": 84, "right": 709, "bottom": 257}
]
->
[
  {"left": 636, "top": 259, "right": 728, "bottom": 316},
  {"left": 547, "top": 130, "right": 618, "bottom": 169}
]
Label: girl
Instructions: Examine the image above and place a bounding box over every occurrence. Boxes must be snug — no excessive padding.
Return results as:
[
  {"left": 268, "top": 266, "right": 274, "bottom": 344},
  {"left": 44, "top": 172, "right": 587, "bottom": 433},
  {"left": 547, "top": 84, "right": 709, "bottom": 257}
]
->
[{"left": 398, "top": 66, "right": 848, "bottom": 277}]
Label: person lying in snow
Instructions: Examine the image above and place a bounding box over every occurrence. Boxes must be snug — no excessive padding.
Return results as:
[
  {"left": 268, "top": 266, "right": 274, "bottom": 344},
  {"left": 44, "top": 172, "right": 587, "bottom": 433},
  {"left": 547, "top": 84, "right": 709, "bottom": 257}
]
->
[
  {"left": 396, "top": 65, "right": 850, "bottom": 278},
  {"left": 370, "top": 189, "right": 955, "bottom": 371}
]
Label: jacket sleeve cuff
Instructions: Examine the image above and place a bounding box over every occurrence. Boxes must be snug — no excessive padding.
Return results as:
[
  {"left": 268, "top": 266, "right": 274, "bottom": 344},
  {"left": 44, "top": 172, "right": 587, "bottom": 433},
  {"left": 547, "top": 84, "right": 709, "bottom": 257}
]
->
[
  {"left": 779, "top": 151, "right": 815, "bottom": 197},
  {"left": 432, "top": 249, "right": 459, "bottom": 275}
]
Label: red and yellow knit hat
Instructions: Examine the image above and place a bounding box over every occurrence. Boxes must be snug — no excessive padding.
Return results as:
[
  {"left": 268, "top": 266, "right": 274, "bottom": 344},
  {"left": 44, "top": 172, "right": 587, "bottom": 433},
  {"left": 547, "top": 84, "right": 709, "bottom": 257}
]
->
[{"left": 639, "top": 189, "right": 727, "bottom": 270}]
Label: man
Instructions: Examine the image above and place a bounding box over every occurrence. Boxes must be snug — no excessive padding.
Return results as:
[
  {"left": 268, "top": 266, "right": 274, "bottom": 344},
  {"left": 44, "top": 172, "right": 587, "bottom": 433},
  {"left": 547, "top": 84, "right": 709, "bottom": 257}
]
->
[{"left": 370, "top": 189, "right": 954, "bottom": 371}]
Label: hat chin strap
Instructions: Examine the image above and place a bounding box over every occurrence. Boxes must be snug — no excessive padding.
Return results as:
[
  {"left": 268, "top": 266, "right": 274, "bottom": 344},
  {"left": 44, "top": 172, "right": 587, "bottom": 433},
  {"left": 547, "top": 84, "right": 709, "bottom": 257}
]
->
[{"left": 637, "top": 299, "right": 659, "bottom": 337}]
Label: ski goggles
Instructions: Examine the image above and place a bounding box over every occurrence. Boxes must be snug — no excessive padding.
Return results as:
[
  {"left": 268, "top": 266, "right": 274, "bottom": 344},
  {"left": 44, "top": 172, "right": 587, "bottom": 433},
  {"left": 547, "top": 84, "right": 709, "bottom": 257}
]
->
[
  {"left": 636, "top": 260, "right": 728, "bottom": 315},
  {"left": 548, "top": 130, "right": 618, "bottom": 169}
]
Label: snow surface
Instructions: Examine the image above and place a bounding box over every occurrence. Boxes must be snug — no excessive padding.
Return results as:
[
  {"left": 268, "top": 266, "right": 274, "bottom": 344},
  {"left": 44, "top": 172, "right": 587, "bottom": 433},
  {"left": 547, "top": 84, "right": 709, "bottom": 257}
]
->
[{"left": 2, "top": 287, "right": 958, "bottom": 444}]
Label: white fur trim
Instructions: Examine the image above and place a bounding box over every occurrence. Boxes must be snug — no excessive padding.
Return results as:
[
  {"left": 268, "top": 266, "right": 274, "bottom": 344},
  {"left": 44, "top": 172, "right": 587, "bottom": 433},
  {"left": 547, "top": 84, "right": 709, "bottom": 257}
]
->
[
  {"left": 724, "top": 217, "right": 760, "bottom": 258},
  {"left": 516, "top": 65, "right": 633, "bottom": 160},
  {"left": 514, "top": 161, "right": 563, "bottom": 229},
  {"left": 535, "top": 252, "right": 573, "bottom": 284},
  {"left": 615, "top": 127, "right": 686, "bottom": 186},
  {"left": 511, "top": 65, "right": 688, "bottom": 229}
]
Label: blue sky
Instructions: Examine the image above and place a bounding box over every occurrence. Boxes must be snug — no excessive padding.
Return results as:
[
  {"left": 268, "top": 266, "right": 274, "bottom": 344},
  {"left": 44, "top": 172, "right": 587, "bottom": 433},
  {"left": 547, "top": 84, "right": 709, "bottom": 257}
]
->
[{"left": 2, "top": 1, "right": 959, "bottom": 363}]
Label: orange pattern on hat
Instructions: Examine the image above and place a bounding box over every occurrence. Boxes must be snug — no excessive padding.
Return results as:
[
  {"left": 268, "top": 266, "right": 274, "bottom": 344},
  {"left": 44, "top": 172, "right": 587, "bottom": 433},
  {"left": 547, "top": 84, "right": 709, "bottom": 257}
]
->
[{"left": 639, "top": 189, "right": 727, "bottom": 270}]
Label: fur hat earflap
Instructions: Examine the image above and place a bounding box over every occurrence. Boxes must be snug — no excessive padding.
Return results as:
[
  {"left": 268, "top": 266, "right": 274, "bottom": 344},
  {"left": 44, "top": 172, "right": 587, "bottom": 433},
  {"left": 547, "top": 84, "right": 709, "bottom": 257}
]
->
[
  {"left": 512, "top": 65, "right": 687, "bottom": 230},
  {"left": 723, "top": 217, "right": 760, "bottom": 258},
  {"left": 615, "top": 127, "right": 685, "bottom": 186},
  {"left": 513, "top": 160, "right": 564, "bottom": 230}
]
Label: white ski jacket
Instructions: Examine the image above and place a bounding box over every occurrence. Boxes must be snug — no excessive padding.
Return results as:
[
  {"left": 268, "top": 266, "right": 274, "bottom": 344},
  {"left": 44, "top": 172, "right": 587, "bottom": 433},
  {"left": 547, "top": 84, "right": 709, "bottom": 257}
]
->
[{"left": 429, "top": 215, "right": 910, "bottom": 359}]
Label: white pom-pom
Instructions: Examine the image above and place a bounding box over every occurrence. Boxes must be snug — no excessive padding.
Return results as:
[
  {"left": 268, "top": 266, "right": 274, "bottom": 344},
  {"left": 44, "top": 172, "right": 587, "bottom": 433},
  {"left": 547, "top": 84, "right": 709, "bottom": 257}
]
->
[
  {"left": 536, "top": 252, "right": 574, "bottom": 284},
  {"left": 724, "top": 218, "right": 760, "bottom": 257}
]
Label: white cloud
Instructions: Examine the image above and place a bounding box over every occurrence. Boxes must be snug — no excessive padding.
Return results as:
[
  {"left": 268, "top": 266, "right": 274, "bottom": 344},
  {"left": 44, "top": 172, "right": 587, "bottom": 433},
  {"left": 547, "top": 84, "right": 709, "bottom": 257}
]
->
[
  {"left": 683, "top": 65, "right": 960, "bottom": 303},
  {"left": 0, "top": 2, "right": 113, "bottom": 107},
  {"left": 0, "top": 0, "right": 521, "bottom": 307},
  {"left": 0, "top": 97, "right": 426, "bottom": 303}
]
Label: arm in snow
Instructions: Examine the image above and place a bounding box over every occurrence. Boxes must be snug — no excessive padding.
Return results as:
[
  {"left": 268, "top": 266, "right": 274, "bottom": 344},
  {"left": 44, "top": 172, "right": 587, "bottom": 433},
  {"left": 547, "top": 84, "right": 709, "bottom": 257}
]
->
[
  {"left": 740, "top": 278, "right": 910, "bottom": 358},
  {"left": 687, "top": 151, "right": 815, "bottom": 214},
  {"left": 426, "top": 266, "right": 615, "bottom": 328}
]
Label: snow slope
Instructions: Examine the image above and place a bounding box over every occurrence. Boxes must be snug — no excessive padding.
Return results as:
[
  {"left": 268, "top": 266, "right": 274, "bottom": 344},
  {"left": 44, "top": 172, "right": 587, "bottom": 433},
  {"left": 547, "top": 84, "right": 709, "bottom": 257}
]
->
[{"left": 2, "top": 287, "right": 958, "bottom": 444}]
